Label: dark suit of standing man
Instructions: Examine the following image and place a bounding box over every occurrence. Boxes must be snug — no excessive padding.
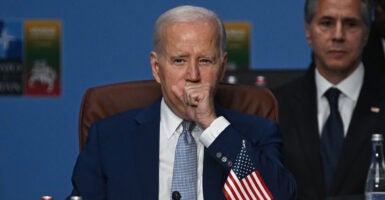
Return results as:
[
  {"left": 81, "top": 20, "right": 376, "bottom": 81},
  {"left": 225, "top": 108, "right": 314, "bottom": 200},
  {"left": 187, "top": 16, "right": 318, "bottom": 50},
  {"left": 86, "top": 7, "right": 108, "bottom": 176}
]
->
[
  {"left": 273, "top": 0, "right": 385, "bottom": 199},
  {"left": 67, "top": 5, "right": 296, "bottom": 200},
  {"left": 362, "top": 0, "right": 385, "bottom": 74}
]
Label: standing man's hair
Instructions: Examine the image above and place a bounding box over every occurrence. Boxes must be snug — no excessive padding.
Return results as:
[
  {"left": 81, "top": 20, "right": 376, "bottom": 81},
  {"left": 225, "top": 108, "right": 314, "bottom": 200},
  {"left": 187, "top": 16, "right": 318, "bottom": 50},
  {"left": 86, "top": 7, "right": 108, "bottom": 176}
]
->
[{"left": 304, "top": 0, "right": 373, "bottom": 29}]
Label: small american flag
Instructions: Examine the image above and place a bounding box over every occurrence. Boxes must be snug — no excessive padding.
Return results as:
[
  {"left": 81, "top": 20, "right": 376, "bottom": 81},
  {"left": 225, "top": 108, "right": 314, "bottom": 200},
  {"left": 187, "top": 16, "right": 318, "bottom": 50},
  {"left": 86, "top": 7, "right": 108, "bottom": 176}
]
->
[{"left": 223, "top": 140, "right": 273, "bottom": 200}]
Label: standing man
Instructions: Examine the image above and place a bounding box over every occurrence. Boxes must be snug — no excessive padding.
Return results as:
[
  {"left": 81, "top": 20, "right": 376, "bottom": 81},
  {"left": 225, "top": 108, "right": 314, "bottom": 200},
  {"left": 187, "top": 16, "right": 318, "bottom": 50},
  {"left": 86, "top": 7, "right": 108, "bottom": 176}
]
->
[
  {"left": 67, "top": 5, "right": 296, "bottom": 200},
  {"left": 273, "top": 0, "right": 385, "bottom": 199}
]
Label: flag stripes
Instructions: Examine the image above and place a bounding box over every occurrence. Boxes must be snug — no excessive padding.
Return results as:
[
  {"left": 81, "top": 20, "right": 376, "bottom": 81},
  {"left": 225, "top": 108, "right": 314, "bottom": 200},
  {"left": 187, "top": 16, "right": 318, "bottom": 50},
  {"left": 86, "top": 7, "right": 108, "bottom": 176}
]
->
[
  {"left": 222, "top": 140, "right": 273, "bottom": 200},
  {"left": 223, "top": 170, "right": 272, "bottom": 200}
]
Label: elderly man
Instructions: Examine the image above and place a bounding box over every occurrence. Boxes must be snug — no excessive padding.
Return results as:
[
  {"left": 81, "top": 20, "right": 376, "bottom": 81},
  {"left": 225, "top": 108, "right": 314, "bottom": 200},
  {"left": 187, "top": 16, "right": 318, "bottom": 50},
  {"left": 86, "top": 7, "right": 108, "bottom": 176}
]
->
[{"left": 67, "top": 5, "right": 296, "bottom": 200}]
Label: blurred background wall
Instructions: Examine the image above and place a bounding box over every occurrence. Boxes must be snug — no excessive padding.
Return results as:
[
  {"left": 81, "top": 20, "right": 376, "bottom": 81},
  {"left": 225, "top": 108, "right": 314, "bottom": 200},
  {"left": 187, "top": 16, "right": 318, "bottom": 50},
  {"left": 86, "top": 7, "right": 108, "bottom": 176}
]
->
[{"left": 0, "top": 0, "right": 309, "bottom": 199}]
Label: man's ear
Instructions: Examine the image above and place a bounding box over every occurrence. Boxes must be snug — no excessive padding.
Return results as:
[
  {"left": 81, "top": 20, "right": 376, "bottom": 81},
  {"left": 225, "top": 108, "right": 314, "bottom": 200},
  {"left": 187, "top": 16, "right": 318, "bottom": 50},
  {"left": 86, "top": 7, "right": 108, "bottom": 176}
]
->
[
  {"left": 305, "top": 22, "right": 312, "bottom": 45},
  {"left": 219, "top": 52, "right": 228, "bottom": 81},
  {"left": 150, "top": 51, "right": 161, "bottom": 83},
  {"left": 362, "top": 27, "right": 370, "bottom": 47}
]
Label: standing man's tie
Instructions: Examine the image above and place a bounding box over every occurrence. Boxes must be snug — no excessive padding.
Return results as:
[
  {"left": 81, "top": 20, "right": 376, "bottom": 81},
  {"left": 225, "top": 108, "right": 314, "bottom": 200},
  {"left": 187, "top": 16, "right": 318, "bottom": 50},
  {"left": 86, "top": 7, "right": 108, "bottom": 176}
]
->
[
  {"left": 320, "top": 88, "right": 344, "bottom": 193},
  {"left": 171, "top": 120, "right": 197, "bottom": 200}
]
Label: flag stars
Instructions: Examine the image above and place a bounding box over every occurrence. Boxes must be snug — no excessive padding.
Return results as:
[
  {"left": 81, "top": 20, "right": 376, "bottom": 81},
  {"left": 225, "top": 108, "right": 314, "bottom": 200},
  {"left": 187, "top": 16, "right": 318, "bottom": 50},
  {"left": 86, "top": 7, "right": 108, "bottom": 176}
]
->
[
  {"left": 223, "top": 142, "right": 273, "bottom": 200},
  {"left": 233, "top": 149, "right": 255, "bottom": 179}
]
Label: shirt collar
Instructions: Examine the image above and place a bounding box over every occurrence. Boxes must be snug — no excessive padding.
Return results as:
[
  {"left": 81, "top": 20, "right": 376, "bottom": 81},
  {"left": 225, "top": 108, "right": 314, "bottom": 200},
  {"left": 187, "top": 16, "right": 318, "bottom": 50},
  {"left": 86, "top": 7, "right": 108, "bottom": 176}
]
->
[
  {"left": 315, "top": 63, "right": 364, "bottom": 101},
  {"left": 160, "top": 98, "right": 183, "bottom": 139}
]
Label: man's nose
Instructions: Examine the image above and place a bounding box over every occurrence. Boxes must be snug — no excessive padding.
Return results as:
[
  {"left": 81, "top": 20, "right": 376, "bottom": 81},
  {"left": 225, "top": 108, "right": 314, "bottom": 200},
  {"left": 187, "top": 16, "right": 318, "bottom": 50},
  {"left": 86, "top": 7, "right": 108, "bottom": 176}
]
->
[
  {"left": 186, "top": 63, "right": 201, "bottom": 81},
  {"left": 332, "top": 22, "right": 345, "bottom": 42}
]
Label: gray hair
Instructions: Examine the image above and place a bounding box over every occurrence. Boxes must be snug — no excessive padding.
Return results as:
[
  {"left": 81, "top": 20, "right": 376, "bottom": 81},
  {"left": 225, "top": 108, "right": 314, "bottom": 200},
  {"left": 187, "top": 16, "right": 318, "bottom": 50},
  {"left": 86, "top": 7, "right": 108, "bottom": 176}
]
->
[
  {"left": 152, "top": 5, "right": 226, "bottom": 56},
  {"left": 304, "top": 0, "right": 373, "bottom": 29}
]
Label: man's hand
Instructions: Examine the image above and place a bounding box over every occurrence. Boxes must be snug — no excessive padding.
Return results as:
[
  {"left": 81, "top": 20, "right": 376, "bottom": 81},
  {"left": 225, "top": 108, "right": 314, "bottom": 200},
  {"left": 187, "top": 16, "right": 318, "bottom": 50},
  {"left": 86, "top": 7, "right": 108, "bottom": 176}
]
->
[{"left": 173, "top": 82, "right": 217, "bottom": 128}]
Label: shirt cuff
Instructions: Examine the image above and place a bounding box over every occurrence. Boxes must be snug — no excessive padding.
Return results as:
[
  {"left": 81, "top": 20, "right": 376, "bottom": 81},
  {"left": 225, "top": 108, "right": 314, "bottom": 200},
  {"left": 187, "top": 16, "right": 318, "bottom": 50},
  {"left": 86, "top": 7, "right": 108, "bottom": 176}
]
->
[{"left": 200, "top": 116, "right": 230, "bottom": 147}]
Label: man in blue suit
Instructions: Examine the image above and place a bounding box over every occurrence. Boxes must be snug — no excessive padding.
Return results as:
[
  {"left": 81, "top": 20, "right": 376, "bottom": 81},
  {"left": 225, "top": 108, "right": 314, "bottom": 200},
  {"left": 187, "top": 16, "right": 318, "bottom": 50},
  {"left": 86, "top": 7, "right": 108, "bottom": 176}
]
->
[{"left": 67, "top": 5, "right": 296, "bottom": 200}]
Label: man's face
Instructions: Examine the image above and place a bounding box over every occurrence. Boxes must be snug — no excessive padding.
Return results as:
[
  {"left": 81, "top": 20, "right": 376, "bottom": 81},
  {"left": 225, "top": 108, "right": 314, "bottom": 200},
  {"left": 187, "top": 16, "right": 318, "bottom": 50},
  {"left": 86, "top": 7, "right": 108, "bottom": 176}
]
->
[
  {"left": 306, "top": 0, "right": 369, "bottom": 79},
  {"left": 150, "top": 20, "right": 227, "bottom": 119}
]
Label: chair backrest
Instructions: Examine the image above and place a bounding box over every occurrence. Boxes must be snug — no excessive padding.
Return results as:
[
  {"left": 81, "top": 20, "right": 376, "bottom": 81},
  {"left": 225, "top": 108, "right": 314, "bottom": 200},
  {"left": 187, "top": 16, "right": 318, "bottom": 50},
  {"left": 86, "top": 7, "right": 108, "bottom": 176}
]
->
[{"left": 78, "top": 80, "right": 279, "bottom": 150}]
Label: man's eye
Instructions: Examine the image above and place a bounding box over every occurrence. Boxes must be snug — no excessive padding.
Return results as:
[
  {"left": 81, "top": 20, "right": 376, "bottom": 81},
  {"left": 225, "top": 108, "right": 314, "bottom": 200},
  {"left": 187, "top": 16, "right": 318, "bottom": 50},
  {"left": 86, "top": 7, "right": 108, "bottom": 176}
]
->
[
  {"left": 199, "top": 59, "right": 212, "bottom": 64},
  {"left": 345, "top": 20, "right": 358, "bottom": 28},
  {"left": 320, "top": 20, "right": 333, "bottom": 27},
  {"left": 174, "top": 58, "right": 185, "bottom": 64}
]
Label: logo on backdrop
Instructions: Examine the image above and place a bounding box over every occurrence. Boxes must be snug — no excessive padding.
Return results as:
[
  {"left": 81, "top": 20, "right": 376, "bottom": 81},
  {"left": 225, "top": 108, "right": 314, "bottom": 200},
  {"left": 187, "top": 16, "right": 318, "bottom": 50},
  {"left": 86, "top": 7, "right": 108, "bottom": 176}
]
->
[{"left": 0, "top": 19, "right": 61, "bottom": 96}]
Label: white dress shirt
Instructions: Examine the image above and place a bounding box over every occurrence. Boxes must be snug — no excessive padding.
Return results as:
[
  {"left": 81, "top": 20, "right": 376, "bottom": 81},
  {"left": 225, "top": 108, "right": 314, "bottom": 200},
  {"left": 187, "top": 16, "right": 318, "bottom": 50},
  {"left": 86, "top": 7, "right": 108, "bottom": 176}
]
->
[
  {"left": 158, "top": 99, "right": 230, "bottom": 200},
  {"left": 315, "top": 63, "right": 364, "bottom": 137}
]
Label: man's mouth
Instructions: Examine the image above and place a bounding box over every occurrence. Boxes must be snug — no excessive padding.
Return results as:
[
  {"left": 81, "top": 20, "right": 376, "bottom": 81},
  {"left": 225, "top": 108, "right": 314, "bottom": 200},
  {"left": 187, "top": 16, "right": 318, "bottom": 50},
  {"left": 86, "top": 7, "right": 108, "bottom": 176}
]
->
[{"left": 327, "top": 50, "right": 347, "bottom": 58}]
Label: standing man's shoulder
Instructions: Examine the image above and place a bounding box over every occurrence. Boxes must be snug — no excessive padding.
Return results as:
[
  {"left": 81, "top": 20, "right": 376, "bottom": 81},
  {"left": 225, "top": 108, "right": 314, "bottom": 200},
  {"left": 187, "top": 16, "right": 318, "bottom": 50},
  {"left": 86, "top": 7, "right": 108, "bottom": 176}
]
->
[{"left": 272, "top": 74, "right": 309, "bottom": 101}]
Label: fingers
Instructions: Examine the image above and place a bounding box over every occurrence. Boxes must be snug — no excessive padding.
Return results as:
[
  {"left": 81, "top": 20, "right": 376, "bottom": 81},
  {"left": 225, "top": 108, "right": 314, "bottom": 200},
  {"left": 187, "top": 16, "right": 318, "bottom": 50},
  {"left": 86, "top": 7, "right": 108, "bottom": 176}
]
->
[
  {"left": 184, "top": 83, "right": 209, "bottom": 106},
  {"left": 171, "top": 82, "right": 216, "bottom": 127}
]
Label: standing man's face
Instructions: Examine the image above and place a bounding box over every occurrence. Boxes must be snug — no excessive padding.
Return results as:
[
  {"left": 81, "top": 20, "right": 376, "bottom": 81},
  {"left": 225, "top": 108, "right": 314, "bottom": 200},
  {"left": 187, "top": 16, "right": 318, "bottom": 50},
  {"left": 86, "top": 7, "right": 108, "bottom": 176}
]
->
[{"left": 305, "top": 0, "right": 369, "bottom": 83}]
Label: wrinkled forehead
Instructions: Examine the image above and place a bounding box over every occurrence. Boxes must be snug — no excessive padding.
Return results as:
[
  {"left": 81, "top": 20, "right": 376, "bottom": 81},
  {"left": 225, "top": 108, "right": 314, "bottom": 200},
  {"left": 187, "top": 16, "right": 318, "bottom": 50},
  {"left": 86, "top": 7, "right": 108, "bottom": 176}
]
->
[{"left": 159, "top": 20, "right": 221, "bottom": 50}]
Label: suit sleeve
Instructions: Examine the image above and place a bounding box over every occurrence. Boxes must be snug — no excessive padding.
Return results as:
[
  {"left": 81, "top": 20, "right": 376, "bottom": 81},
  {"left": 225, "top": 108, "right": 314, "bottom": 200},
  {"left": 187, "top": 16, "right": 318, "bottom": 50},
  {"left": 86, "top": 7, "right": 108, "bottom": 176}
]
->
[
  {"left": 67, "top": 124, "right": 107, "bottom": 200},
  {"left": 205, "top": 118, "right": 297, "bottom": 200}
]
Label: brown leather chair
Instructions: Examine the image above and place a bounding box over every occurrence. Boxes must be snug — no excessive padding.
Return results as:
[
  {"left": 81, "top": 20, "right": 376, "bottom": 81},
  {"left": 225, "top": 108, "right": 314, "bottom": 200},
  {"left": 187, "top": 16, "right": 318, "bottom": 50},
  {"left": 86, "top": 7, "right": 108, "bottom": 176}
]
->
[{"left": 78, "top": 80, "right": 279, "bottom": 150}]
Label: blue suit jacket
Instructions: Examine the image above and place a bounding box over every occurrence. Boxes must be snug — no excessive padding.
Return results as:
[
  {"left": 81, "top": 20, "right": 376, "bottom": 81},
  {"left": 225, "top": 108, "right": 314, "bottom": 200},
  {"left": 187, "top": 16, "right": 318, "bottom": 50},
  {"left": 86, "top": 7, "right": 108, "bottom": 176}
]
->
[{"left": 68, "top": 99, "right": 296, "bottom": 199}]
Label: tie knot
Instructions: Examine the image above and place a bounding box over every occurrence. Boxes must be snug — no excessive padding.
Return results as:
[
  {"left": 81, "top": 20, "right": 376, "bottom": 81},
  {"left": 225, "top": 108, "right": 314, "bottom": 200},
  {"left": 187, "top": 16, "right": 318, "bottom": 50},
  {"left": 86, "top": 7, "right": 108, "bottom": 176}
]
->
[
  {"left": 181, "top": 120, "right": 195, "bottom": 144},
  {"left": 325, "top": 88, "right": 341, "bottom": 108},
  {"left": 182, "top": 120, "right": 195, "bottom": 132}
]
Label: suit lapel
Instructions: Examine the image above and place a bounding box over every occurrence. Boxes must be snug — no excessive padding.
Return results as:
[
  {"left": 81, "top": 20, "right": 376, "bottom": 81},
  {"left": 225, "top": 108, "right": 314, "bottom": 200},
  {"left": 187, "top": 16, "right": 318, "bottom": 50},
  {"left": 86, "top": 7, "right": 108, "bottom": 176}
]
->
[
  {"left": 129, "top": 99, "right": 161, "bottom": 199},
  {"left": 294, "top": 71, "right": 326, "bottom": 192},
  {"left": 331, "top": 69, "right": 385, "bottom": 193},
  {"left": 363, "top": 24, "right": 385, "bottom": 73}
]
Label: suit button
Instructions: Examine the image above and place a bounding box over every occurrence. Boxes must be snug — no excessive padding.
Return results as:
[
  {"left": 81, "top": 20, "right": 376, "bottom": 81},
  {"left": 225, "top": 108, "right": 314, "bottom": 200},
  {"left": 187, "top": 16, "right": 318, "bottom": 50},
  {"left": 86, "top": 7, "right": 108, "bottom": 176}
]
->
[
  {"left": 227, "top": 161, "right": 233, "bottom": 167},
  {"left": 221, "top": 156, "right": 228, "bottom": 163},
  {"left": 216, "top": 152, "right": 222, "bottom": 158}
]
